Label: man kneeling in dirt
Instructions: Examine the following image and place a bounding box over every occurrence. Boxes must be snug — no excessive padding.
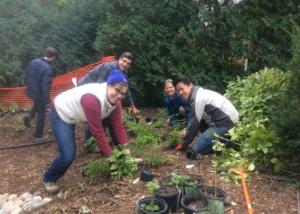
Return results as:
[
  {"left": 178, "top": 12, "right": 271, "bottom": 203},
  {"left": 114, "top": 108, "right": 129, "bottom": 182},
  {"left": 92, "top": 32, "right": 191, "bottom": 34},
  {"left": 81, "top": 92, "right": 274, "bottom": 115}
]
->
[
  {"left": 43, "top": 70, "right": 130, "bottom": 193},
  {"left": 174, "top": 76, "right": 239, "bottom": 159}
]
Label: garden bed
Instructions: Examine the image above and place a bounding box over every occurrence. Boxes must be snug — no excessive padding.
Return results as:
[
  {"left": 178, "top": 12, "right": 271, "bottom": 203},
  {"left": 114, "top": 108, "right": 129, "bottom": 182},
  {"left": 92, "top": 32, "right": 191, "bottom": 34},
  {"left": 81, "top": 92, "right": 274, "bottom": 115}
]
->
[{"left": 0, "top": 109, "right": 298, "bottom": 213}]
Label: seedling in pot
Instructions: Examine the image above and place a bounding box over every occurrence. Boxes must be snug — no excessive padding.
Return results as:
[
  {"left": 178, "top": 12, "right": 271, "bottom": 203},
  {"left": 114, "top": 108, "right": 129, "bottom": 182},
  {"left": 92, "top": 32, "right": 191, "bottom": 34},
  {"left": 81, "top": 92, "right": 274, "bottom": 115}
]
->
[
  {"left": 141, "top": 180, "right": 161, "bottom": 212},
  {"left": 169, "top": 172, "right": 201, "bottom": 195}
]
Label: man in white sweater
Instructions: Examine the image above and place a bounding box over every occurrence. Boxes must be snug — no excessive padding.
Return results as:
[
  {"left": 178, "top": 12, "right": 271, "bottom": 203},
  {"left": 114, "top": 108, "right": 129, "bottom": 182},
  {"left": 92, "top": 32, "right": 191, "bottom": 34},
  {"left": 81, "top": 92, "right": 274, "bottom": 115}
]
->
[{"left": 174, "top": 76, "right": 239, "bottom": 158}]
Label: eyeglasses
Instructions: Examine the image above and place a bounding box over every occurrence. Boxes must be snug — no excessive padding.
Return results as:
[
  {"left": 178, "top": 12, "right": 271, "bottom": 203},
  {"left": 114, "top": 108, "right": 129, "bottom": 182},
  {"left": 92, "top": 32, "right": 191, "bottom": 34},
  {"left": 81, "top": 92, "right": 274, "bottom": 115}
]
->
[{"left": 114, "top": 87, "right": 127, "bottom": 97}]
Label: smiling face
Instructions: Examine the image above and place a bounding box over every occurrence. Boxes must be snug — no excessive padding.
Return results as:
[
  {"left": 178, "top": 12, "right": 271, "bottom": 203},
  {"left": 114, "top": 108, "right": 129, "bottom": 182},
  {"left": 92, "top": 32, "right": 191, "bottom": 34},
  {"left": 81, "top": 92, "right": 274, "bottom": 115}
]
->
[
  {"left": 118, "top": 57, "right": 132, "bottom": 71},
  {"left": 107, "top": 83, "right": 128, "bottom": 105},
  {"left": 164, "top": 81, "right": 175, "bottom": 96},
  {"left": 175, "top": 82, "right": 193, "bottom": 100}
]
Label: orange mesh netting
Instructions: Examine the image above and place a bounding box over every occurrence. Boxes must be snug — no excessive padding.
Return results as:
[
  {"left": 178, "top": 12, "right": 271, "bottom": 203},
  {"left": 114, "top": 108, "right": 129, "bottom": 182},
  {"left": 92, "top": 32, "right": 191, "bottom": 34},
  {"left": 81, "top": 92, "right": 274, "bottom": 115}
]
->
[{"left": 0, "top": 56, "right": 116, "bottom": 110}]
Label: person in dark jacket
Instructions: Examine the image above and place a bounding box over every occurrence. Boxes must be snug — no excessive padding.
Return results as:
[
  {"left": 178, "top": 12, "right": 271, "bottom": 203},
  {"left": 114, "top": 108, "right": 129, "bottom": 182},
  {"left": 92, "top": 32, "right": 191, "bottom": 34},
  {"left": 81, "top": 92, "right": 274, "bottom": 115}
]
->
[
  {"left": 163, "top": 79, "right": 190, "bottom": 128},
  {"left": 174, "top": 76, "right": 239, "bottom": 157},
  {"left": 23, "top": 47, "right": 57, "bottom": 143},
  {"left": 77, "top": 51, "right": 138, "bottom": 115},
  {"left": 78, "top": 51, "right": 139, "bottom": 141}
]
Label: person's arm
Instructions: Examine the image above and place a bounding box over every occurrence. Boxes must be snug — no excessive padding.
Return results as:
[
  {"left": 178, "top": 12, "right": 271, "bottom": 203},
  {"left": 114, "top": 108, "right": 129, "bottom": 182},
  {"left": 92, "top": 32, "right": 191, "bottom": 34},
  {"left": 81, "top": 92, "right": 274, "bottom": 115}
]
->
[
  {"left": 182, "top": 96, "right": 205, "bottom": 147},
  {"left": 41, "top": 68, "right": 53, "bottom": 104},
  {"left": 108, "top": 102, "right": 128, "bottom": 145},
  {"left": 81, "top": 94, "right": 112, "bottom": 156},
  {"left": 164, "top": 96, "right": 175, "bottom": 116},
  {"left": 181, "top": 103, "right": 200, "bottom": 148}
]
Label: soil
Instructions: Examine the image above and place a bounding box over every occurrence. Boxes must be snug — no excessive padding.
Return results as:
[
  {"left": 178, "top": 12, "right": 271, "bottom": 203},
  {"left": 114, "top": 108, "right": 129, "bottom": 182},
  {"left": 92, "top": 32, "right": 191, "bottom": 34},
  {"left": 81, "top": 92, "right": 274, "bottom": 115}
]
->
[
  {"left": 186, "top": 199, "right": 207, "bottom": 210},
  {"left": 0, "top": 108, "right": 299, "bottom": 214},
  {"left": 155, "top": 186, "right": 178, "bottom": 196}
]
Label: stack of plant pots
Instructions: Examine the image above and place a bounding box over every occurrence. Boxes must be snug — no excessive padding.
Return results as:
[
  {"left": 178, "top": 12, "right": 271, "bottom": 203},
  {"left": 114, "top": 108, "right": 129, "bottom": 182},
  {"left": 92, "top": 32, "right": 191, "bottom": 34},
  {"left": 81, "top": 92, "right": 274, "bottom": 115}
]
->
[{"left": 136, "top": 173, "right": 230, "bottom": 214}]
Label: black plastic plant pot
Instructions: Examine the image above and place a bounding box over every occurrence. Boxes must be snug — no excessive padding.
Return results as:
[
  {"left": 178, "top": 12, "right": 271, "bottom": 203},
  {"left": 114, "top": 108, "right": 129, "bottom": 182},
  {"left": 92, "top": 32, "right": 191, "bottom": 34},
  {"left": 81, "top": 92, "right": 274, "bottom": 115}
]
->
[
  {"left": 155, "top": 185, "right": 180, "bottom": 213},
  {"left": 137, "top": 196, "right": 168, "bottom": 214},
  {"left": 181, "top": 194, "right": 209, "bottom": 214},
  {"left": 201, "top": 186, "right": 231, "bottom": 206},
  {"left": 140, "top": 168, "right": 154, "bottom": 182}
]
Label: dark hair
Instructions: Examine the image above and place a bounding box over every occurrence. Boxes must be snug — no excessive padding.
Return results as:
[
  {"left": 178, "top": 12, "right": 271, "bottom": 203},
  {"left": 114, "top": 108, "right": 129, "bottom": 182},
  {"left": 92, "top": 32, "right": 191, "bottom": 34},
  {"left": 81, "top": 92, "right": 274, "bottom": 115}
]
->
[
  {"left": 120, "top": 52, "right": 133, "bottom": 60},
  {"left": 173, "top": 75, "right": 192, "bottom": 86},
  {"left": 45, "top": 47, "right": 57, "bottom": 58}
]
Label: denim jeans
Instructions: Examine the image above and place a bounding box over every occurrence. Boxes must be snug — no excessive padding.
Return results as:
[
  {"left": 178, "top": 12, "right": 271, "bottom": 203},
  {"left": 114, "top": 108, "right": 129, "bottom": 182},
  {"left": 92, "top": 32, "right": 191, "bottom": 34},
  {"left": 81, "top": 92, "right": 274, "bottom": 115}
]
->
[
  {"left": 43, "top": 107, "right": 76, "bottom": 182},
  {"left": 191, "top": 125, "right": 233, "bottom": 155},
  {"left": 30, "top": 97, "right": 46, "bottom": 138}
]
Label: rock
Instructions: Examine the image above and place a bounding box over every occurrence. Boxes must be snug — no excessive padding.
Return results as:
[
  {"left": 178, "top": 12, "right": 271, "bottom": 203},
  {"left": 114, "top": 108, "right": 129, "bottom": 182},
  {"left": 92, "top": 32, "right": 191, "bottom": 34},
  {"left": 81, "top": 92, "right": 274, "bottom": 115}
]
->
[
  {"left": 2, "top": 201, "right": 14, "bottom": 212},
  {"left": 8, "top": 194, "right": 18, "bottom": 202},
  {"left": 11, "top": 206, "right": 22, "bottom": 214},
  {"left": 20, "top": 192, "right": 32, "bottom": 201},
  {"left": 42, "top": 197, "right": 52, "bottom": 203},
  {"left": 0, "top": 195, "right": 8, "bottom": 208},
  {"left": 14, "top": 199, "right": 24, "bottom": 206},
  {"left": 32, "top": 196, "right": 43, "bottom": 203}
]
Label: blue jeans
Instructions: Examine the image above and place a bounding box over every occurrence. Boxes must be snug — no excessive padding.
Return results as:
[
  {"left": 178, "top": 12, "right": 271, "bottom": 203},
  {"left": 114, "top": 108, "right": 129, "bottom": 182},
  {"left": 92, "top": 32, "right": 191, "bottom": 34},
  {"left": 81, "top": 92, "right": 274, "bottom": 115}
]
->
[
  {"left": 191, "top": 125, "right": 232, "bottom": 155},
  {"left": 43, "top": 107, "right": 76, "bottom": 182}
]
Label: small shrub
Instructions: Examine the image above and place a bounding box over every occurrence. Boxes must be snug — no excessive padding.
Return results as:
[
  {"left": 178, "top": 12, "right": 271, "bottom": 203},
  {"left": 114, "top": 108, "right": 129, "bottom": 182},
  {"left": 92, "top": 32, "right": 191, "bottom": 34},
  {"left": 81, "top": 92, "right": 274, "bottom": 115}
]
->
[
  {"left": 217, "top": 68, "right": 291, "bottom": 174},
  {"left": 165, "top": 129, "right": 180, "bottom": 149},
  {"left": 82, "top": 160, "right": 110, "bottom": 177},
  {"left": 146, "top": 155, "right": 167, "bottom": 168},
  {"left": 170, "top": 172, "right": 199, "bottom": 194},
  {"left": 109, "top": 149, "right": 138, "bottom": 178}
]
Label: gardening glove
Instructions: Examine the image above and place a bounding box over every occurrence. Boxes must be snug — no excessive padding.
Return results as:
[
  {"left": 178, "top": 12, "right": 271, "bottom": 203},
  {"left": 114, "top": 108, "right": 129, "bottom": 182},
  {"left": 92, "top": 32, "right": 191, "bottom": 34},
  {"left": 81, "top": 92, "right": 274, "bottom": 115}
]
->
[{"left": 175, "top": 143, "right": 183, "bottom": 151}]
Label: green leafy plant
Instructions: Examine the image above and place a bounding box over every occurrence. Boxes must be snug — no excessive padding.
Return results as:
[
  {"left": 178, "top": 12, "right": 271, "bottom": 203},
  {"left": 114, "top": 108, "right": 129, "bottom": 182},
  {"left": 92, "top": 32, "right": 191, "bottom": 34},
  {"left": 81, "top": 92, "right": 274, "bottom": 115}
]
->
[
  {"left": 83, "top": 137, "right": 97, "bottom": 152},
  {"left": 145, "top": 155, "right": 167, "bottom": 168},
  {"left": 141, "top": 180, "right": 160, "bottom": 212},
  {"left": 82, "top": 160, "right": 110, "bottom": 177},
  {"left": 169, "top": 172, "right": 198, "bottom": 194},
  {"left": 109, "top": 148, "right": 138, "bottom": 178},
  {"left": 123, "top": 111, "right": 161, "bottom": 147},
  {"left": 165, "top": 129, "right": 180, "bottom": 149},
  {"left": 215, "top": 68, "right": 291, "bottom": 175}
]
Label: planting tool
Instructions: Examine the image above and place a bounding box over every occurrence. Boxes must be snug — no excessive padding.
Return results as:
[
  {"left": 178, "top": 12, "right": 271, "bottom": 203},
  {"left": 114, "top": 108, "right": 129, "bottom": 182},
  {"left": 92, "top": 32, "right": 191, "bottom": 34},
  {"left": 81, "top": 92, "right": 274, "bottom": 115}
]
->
[{"left": 229, "top": 168, "right": 253, "bottom": 214}]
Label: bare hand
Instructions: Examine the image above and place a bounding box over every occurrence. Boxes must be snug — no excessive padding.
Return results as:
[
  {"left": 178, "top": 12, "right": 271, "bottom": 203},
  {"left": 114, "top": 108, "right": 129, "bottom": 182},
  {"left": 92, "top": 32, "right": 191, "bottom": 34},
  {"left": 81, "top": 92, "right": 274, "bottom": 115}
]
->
[
  {"left": 178, "top": 128, "right": 186, "bottom": 138},
  {"left": 123, "top": 148, "right": 131, "bottom": 155}
]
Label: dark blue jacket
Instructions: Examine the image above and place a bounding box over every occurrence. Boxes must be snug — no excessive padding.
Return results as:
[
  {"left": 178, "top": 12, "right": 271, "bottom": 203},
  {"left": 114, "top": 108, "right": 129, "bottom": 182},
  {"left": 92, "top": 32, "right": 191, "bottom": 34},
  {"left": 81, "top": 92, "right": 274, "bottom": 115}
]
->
[
  {"left": 24, "top": 58, "right": 53, "bottom": 104},
  {"left": 164, "top": 93, "right": 190, "bottom": 117},
  {"left": 77, "top": 61, "right": 119, "bottom": 85}
]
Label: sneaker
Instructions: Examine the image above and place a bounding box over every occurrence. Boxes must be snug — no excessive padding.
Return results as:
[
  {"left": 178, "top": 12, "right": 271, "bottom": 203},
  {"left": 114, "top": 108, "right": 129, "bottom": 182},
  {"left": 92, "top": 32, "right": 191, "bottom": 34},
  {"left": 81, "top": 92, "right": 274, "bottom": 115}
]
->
[
  {"left": 43, "top": 181, "right": 60, "bottom": 193},
  {"left": 23, "top": 115, "right": 31, "bottom": 127},
  {"left": 35, "top": 136, "right": 50, "bottom": 144}
]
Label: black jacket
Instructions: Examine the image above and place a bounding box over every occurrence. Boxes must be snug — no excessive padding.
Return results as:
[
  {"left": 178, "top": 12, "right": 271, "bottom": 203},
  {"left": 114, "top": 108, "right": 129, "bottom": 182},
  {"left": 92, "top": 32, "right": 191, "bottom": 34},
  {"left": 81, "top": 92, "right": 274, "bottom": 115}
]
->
[{"left": 24, "top": 58, "right": 53, "bottom": 104}]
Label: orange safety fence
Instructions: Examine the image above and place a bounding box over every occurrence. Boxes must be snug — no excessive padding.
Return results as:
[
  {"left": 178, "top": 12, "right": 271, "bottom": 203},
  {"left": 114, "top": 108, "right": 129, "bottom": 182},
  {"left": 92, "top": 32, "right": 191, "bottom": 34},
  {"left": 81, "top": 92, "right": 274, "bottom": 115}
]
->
[{"left": 0, "top": 56, "right": 116, "bottom": 110}]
